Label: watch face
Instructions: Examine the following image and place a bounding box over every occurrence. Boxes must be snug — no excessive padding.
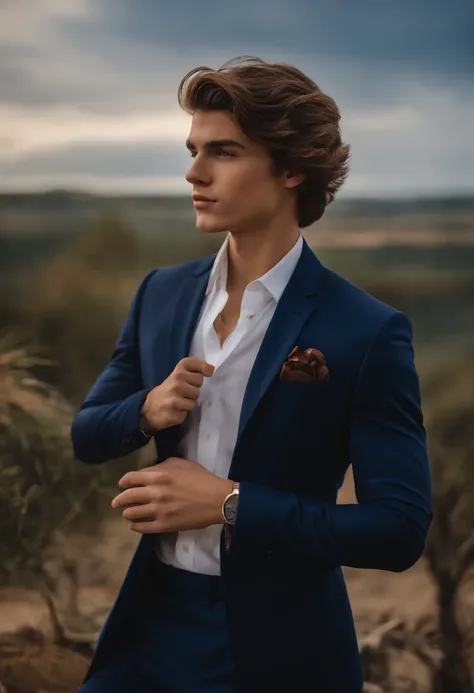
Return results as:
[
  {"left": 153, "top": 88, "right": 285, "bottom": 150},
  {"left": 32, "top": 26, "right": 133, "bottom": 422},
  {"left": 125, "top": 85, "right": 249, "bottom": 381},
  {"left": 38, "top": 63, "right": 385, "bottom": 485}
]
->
[{"left": 224, "top": 494, "right": 238, "bottom": 524}]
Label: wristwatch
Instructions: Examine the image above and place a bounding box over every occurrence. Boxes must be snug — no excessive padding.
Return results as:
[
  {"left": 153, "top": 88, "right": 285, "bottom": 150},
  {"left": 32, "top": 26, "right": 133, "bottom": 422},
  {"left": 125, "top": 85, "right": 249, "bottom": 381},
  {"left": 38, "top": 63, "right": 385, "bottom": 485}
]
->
[{"left": 222, "top": 482, "right": 240, "bottom": 525}]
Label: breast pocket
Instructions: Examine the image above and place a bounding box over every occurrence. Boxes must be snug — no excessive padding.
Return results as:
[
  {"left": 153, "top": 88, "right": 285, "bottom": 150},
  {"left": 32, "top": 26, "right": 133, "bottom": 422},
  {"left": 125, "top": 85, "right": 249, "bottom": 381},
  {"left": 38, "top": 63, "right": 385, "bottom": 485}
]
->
[
  {"left": 239, "top": 376, "right": 346, "bottom": 485},
  {"left": 262, "top": 378, "right": 329, "bottom": 434},
  {"left": 273, "top": 379, "right": 329, "bottom": 408}
]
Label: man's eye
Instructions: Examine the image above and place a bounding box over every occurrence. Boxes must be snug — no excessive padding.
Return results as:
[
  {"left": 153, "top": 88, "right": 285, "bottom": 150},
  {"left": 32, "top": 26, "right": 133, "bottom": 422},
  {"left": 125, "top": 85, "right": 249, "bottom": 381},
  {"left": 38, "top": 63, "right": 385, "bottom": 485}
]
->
[{"left": 188, "top": 149, "right": 232, "bottom": 158}]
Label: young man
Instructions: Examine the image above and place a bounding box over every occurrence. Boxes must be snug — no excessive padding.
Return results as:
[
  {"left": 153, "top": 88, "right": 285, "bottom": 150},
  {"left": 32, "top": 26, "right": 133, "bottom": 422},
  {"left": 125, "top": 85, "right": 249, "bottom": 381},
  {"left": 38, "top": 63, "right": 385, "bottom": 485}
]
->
[{"left": 72, "top": 57, "right": 432, "bottom": 693}]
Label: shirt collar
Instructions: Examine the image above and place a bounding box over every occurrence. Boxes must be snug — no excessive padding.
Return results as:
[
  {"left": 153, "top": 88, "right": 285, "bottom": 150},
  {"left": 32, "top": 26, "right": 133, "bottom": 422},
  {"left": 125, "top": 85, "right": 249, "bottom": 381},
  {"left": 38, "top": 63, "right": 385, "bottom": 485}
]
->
[
  {"left": 205, "top": 233, "right": 230, "bottom": 296},
  {"left": 205, "top": 232, "right": 304, "bottom": 302}
]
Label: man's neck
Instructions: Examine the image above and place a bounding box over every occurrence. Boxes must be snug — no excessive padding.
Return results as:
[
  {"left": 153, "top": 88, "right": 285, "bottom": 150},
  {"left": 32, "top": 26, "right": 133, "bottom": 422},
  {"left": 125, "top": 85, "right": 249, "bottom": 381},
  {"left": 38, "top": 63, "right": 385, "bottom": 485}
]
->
[{"left": 225, "top": 227, "right": 301, "bottom": 294}]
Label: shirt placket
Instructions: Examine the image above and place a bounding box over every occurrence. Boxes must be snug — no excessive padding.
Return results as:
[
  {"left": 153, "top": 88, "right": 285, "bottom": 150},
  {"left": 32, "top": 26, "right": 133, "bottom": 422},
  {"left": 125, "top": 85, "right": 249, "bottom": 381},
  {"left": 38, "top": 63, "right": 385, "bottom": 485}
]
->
[
  {"left": 196, "top": 290, "right": 222, "bottom": 474},
  {"left": 201, "top": 288, "right": 227, "bottom": 370}
]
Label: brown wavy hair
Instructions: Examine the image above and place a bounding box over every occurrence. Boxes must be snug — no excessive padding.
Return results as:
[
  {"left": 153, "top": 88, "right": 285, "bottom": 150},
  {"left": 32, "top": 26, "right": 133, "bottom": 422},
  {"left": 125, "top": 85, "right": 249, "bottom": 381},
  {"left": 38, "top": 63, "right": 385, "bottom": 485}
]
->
[{"left": 178, "top": 56, "right": 350, "bottom": 228}]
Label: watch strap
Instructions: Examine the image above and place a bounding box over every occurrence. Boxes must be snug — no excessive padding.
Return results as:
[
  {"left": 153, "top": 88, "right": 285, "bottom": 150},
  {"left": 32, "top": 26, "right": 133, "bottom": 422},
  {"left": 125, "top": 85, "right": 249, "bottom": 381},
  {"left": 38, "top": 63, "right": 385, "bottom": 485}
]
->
[{"left": 224, "top": 481, "right": 240, "bottom": 551}]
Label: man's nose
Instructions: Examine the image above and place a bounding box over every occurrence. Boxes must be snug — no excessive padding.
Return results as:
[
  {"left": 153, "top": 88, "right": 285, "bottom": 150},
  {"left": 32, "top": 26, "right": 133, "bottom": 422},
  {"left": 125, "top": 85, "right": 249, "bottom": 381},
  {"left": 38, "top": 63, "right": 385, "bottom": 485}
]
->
[{"left": 185, "top": 157, "right": 210, "bottom": 186}]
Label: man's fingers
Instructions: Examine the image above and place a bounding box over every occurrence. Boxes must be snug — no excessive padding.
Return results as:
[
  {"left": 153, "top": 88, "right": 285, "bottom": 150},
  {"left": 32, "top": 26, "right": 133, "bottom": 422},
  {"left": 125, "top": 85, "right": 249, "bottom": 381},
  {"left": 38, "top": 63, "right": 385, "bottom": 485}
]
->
[
  {"left": 172, "top": 396, "right": 196, "bottom": 413},
  {"left": 122, "top": 503, "right": 157, "bottom": 522},
  {"left": 175, "top": 382, "right": 201, "bottom": 401},
  {"left": 177, "top": 357, "right": 214, "bottom": 377},
  {"left": 112, "top": 486, "right": 153, "bottom": 508},
  {"left": 118, "top": 470, "right": 160, "bottom": 489},
  {"left": 181, "top": 371, "right": 204, "bottom": 388},
  {"left": 118, "top": 471, "right": 145, "bottom": 489},
  {"left": 130, "top": 520, "right": 163, "bottom": 534}
]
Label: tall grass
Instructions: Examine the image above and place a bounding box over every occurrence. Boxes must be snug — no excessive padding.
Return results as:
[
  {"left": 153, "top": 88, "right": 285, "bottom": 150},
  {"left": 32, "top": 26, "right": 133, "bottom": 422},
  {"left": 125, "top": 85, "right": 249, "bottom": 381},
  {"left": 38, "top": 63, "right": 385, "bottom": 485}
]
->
[
  {"left": 0, "top": 333, "right": 127, "bottom": 587},
  {"left": 0, "top": 216, "right": 152, "bottom": 585},
  {"left": 421, "top": 339, "right": 474, "bottom": 692}
]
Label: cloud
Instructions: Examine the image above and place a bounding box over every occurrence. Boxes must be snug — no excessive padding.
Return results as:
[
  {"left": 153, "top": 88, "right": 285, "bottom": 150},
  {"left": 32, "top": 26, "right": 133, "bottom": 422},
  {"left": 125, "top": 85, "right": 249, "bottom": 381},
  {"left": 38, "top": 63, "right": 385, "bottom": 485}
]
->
[
  {"left": 0, "top": 174, "right": 189, "bottom": 194},
  {"left": 2, "top": 105, "right": 190, "bottom": 158},
  {"left": 2, "top": 0, "right": 472, "bottom": 109},
  {"left": 0, "top": 0, "right": 472, "bottom": 195},
  {"left": 4, "top": 141, "right": 190, "bottom": 177},
  {"left": 95, "top": 0, "right": 474, "bottom": 82},
  {"left": 0, "top": 0, "right": 91, "bottom": 46},
  {"left": 2, "top": 80, "right": 472, "bottom": 197}
]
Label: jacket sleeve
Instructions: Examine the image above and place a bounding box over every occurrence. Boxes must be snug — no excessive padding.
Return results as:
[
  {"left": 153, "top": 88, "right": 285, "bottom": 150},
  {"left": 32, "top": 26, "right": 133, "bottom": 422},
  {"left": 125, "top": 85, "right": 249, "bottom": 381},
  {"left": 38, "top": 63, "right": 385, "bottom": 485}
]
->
[
  {"left": 71, "top": 269, "right": 157, "bottom": 464},
  {"left": 229, "top": 312, "right": 432, "bottom": 572}
]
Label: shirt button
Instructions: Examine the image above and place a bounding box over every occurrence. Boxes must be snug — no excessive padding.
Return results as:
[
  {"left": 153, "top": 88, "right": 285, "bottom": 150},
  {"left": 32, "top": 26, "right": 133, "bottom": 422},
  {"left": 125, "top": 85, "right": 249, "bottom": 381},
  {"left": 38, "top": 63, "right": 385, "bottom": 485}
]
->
[
  {"left": 182, "top": 544, "right": 190, "bottom": 553},
  {"left": 247, "top": 313, "right": 256, "bottom": 319}
]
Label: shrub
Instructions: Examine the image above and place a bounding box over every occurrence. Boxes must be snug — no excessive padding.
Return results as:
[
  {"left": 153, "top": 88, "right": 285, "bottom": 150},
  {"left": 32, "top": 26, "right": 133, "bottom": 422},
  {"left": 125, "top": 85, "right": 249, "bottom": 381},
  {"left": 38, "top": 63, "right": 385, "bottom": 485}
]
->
[
  {"left": 421, "top": 336, "right": 474, "bottom": 693},
  {"left": 0, "top": 334, "right": 121, "bottom": 586},
  {"left": 3, "top": 215, "right": 142, "bottom": 402}
]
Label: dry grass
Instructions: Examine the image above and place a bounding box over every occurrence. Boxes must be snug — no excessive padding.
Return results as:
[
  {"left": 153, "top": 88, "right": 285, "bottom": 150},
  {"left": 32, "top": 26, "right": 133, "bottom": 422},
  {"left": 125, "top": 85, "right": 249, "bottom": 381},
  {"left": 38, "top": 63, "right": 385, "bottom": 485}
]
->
[
  {"left": 0, "top": 628, "right": 89, "bottom": 693},
  {"left": 0, "top": 333, "right": 74, "bottom": 583},
  {"left": 0, "top": 333, "right": 71, "bottom": 433},
  {"left": 0, "top": 333, "right": 123, "bottom": 587},
  {"left": 419, "top": 337, "right": 474, "bottom": 692},
  {"left": 0, "top": 217, "right": 150, "bottom": 586}
]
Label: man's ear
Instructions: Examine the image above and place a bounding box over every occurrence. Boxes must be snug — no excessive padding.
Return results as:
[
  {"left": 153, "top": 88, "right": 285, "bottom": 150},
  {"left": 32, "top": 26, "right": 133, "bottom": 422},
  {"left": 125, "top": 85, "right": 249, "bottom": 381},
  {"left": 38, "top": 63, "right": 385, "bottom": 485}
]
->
[{"left": 283, "top": 171, "right": 307, "bottom": 189}]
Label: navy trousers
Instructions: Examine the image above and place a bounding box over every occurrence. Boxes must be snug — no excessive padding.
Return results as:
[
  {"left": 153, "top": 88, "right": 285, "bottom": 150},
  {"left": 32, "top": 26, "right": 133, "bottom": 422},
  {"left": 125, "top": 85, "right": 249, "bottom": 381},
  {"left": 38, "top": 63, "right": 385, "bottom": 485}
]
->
[{"left": 79, "top": 559, "right": 237, "bottom": 693}]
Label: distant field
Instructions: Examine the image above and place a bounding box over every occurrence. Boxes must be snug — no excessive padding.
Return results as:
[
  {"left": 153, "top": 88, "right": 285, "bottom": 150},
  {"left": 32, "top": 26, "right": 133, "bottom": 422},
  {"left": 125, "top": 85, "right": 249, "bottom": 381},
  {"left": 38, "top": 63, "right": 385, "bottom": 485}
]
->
[
  {"left": 1, "top": 191, "right": 474, "bottom": 274},
  {"left": 1, "top": 190, "right": 474, "bottom": 238},
  {"left": 1, "top": 191, "right": 472, "bottom": 349},
  {"left": 3, "top": 229, "right": 474, "bottom": 280}
]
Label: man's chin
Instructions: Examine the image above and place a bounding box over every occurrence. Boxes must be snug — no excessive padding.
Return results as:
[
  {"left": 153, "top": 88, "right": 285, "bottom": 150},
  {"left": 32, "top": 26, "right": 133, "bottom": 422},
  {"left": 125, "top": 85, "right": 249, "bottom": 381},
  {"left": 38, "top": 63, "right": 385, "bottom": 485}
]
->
[{"left": 195, "top": 216, "right": 227, "bottom": 234}]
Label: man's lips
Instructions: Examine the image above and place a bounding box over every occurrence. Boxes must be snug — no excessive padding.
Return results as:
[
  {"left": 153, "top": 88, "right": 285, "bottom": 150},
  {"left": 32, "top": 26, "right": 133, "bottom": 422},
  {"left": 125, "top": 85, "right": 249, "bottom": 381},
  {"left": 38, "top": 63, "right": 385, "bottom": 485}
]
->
[
  {"left": 193, "top": 195, "right": 216, "bottom": 209},
  {"left": 193, "top": 194, "right": 216, "bottom": 202}
]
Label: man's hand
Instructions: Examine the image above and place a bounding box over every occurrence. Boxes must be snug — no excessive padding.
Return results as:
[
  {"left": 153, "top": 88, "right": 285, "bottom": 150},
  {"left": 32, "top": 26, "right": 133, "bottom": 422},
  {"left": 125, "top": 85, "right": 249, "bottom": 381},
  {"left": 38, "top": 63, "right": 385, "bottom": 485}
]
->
[
  {"left": 111, "top": 457, "right": 233, "bottom": 534},
  {"left": 140, "top": 357, "right": 214, "bottom": 433}
]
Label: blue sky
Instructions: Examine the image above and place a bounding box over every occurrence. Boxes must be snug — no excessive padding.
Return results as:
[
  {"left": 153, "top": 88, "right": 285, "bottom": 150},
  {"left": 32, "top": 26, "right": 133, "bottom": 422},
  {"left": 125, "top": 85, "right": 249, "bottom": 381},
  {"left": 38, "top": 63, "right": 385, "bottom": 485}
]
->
[{"left": 1, "top": 0, "right": 473, "bottom": 197}]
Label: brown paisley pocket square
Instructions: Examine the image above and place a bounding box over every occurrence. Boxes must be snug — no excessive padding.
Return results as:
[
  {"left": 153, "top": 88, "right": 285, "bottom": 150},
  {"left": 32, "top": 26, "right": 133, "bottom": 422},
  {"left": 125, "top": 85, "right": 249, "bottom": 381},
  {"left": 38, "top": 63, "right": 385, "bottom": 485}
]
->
[{"left": 279, "top": 346, "right": 330, "bottom": 383}]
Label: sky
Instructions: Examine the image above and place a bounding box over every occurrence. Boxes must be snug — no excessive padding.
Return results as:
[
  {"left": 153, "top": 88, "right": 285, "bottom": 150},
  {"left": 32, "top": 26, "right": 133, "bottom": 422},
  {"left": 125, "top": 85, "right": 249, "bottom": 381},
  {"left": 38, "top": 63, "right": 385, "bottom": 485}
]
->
[{"left": 1, "top": 0, "right": 473, "bottom": 197}]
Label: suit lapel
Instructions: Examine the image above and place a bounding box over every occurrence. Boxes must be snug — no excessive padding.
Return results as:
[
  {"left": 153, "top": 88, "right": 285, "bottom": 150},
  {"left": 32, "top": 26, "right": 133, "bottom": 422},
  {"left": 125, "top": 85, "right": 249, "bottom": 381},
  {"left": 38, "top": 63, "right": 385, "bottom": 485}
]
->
[
  {"left": 156, "top": 255, "right": 215, "bottom": 463},
  {"left": 235, "top": 240, "right": 325, "bottom": 445},
  {"left": 167, "top": 255, "right": 215, "bottom": 371}
]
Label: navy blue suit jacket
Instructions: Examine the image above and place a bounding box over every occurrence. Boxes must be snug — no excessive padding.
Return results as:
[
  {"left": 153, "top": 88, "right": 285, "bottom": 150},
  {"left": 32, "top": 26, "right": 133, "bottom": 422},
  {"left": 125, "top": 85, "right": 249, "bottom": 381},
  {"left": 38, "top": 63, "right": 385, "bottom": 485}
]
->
[{"left": 72, "top": 239, "right": 432, "bottom": 692}]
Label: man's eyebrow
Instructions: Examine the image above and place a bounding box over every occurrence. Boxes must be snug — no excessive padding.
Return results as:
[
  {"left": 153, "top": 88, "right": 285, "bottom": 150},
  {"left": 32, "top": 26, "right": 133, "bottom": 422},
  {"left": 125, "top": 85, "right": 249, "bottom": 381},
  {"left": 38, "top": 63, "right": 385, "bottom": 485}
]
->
[{"left": 185, "top": 138, "right": 246, "bottom": 150}]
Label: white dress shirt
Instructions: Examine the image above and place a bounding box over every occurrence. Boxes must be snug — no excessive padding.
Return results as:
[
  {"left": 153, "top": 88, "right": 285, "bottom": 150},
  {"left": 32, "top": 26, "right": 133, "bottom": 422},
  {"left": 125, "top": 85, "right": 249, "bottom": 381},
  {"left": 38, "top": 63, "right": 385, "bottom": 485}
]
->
[{"left": 156, "top": 232, "right": 304, "bottom": 575}]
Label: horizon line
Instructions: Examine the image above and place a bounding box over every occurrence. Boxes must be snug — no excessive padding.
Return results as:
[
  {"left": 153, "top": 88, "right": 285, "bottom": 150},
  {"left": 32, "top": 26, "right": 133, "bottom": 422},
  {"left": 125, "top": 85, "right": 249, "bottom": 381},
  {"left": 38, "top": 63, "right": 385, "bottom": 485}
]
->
[{"left": 1, "top": 187, "right": 473, "bottom": 202}]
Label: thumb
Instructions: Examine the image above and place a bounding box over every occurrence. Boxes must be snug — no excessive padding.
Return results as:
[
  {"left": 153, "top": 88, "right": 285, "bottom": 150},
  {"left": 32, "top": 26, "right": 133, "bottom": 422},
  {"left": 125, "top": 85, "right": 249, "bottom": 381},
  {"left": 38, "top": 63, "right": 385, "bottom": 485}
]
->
[{"left": 203, "top": 361, "right": 215, "bottom": 377}]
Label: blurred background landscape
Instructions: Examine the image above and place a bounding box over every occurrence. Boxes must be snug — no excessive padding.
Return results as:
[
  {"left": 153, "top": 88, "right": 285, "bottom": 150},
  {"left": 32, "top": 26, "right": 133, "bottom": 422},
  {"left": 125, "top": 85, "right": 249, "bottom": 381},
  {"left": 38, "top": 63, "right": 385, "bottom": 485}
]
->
[{"left": 1, "top": 1, "right": 473, "bottom": 692}]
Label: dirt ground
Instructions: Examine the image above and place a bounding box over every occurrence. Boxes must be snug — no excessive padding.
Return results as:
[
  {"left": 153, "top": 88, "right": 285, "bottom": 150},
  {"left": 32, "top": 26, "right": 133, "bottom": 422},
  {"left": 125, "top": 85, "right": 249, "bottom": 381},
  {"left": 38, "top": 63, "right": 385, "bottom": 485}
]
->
[{"left": 0, "top": 469, "right": 439, "bottom": 692}]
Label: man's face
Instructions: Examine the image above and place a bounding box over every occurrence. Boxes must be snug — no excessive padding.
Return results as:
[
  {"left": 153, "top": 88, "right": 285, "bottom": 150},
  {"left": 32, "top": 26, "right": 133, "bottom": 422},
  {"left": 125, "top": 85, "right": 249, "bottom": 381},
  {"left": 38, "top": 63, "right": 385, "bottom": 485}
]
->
[{"left": 185, "top": 110, "right": 292, "bottom": 235}]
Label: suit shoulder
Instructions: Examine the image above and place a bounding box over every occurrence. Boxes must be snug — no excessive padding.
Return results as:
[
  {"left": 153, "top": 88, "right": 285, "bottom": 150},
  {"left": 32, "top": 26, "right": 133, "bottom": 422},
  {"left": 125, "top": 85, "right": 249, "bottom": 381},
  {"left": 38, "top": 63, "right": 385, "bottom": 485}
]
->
[
  {"left": 152, "top": 254, "right": 214, "bottom": 282},
  {"left": 324, "top": 267, "right": 401, "bottom": 321},
  {"left": 320, "top": 266, "right": 412, "bottom": 345},
  {"left": 139, "top": 253, "right": 215, "bottom": 292}
]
